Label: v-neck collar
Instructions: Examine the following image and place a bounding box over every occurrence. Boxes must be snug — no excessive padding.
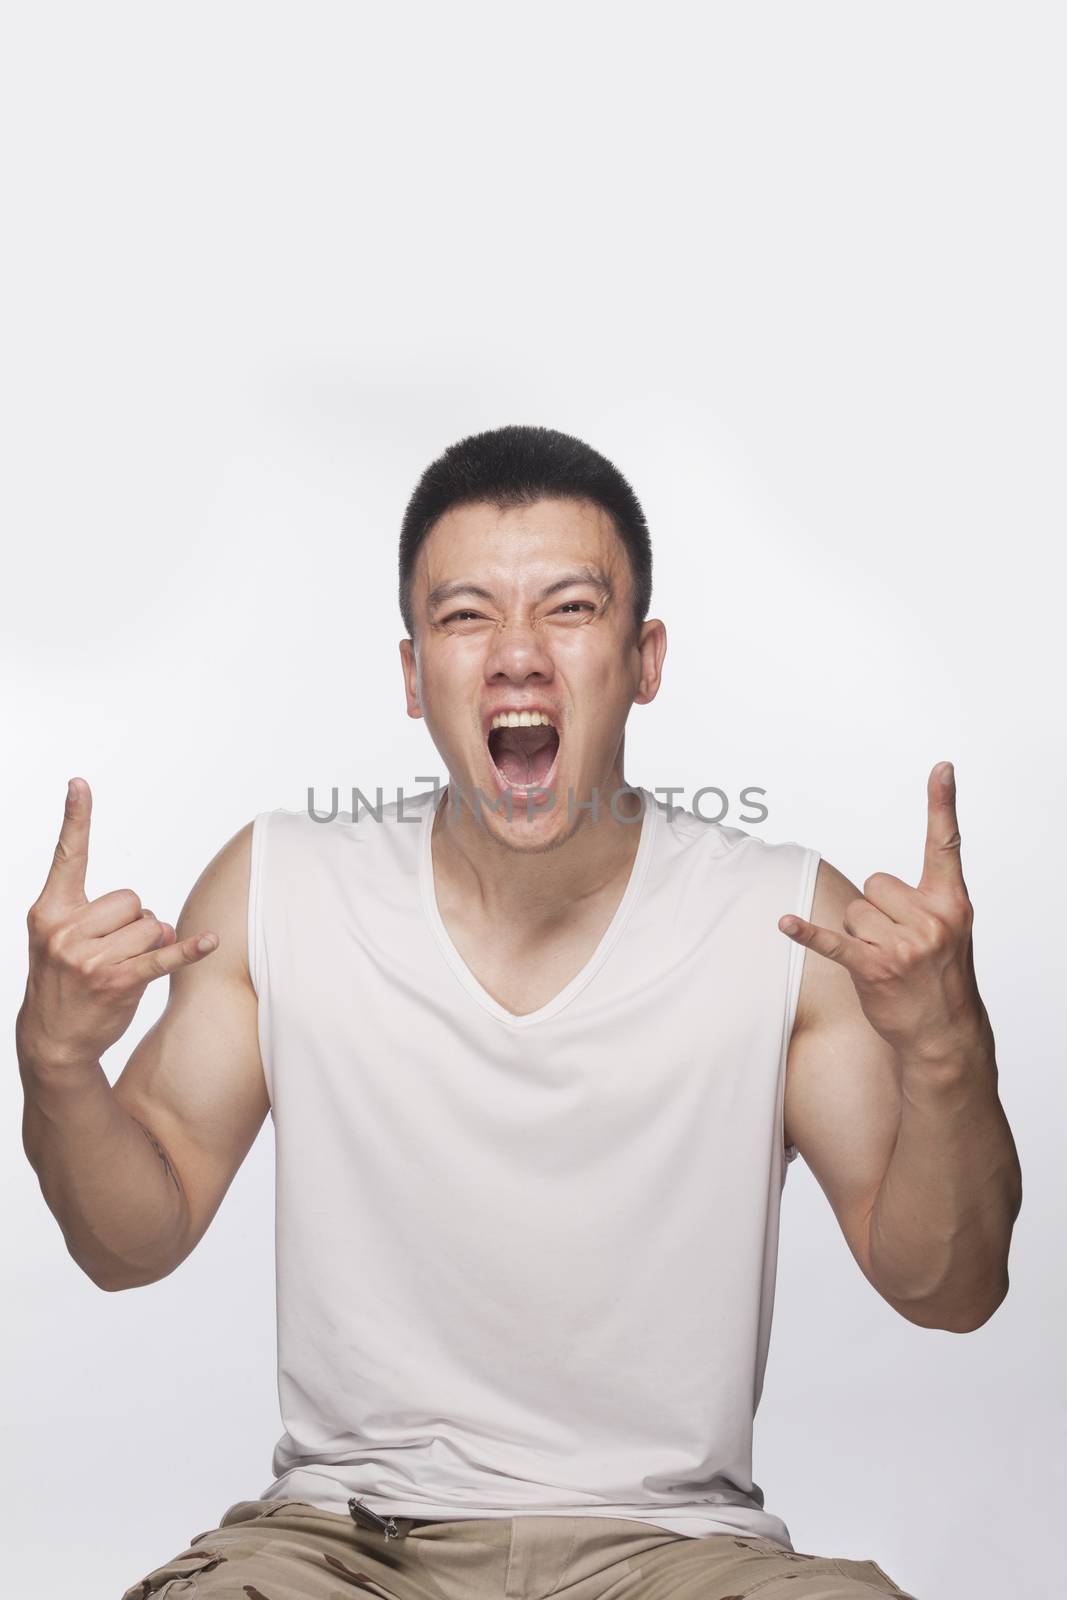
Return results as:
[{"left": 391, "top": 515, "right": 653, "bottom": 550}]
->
[{"left": 418, "top": 785, "right": 658, "bottom": 1030}]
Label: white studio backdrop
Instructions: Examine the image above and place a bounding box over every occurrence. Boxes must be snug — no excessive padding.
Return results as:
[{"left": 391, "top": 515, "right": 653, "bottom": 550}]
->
[{"left": 1, "top": 5, "right": 1063, "bottom": 1598}]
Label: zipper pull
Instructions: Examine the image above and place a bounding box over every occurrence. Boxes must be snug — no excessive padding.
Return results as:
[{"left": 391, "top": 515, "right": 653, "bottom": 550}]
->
[{"left": 348, "top": 1498, "right": 401, "bottom": 1539}]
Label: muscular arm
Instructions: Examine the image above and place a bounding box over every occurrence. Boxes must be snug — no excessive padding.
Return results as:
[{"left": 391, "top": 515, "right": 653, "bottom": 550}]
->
[
  {"left": 784, "top": 857, "right": 1021, "bottom": 1332},
  {"left": 20, "top": 820, "right": 268, "bottom": 1290}
]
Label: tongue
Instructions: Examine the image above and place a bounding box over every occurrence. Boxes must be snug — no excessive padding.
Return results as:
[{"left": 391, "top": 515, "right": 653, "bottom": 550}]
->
[{"left": 491, "top": 725, "right": 558, "bottom": 787}]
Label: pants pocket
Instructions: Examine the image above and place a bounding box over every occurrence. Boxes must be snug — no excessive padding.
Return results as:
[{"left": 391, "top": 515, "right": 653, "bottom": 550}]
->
[
  {"left": 217, "top": 1497, "right": 312, "bottom": 1529},
  {"left": 840, "top": 1556, "right": 920, "bottom": 1598},
  {"left": 120, "top": 1545, "right": 229, "bottom": 1600}
]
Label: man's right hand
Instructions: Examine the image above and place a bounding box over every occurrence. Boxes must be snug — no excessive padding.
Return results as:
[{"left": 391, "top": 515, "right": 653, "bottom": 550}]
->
[{"left": 16, "top": 778, "right": 220, "bottom": 1074}]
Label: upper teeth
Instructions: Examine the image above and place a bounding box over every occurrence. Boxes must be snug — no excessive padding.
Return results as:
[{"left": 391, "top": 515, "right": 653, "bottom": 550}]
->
[{"left": 490, "top": 711, "right": 555, "bottom": 730}]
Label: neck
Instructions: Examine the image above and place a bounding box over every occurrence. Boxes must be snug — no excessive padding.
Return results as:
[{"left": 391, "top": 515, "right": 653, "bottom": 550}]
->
[{"left": 431, "top": 775, "right": 645, "bottom": 931}]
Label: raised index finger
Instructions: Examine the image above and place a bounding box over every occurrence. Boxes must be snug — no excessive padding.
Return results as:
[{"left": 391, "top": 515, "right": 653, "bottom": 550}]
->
[
  {"left": 42, "top": 777, "right": 92, "bottom": 906},
  {"left": 920, "top": 760, "right": 965, "bottom": 893}
]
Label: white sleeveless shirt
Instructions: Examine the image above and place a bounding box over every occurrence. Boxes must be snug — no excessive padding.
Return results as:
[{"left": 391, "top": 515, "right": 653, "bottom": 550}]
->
[{"left": 248, "top": 785, "right": 820, "bottom": 1549}]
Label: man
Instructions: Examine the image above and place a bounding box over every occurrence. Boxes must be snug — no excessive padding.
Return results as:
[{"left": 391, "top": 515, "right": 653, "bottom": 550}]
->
[{"left": 18, "top": 425, "right": 1021, "bottom": 1600}]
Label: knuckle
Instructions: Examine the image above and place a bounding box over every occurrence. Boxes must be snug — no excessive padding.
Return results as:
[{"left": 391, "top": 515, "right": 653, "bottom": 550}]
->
[
  {"left": 944, "top": 888, "right": 973, "bottom": 923},
  {"left": 116, "top": 888, "right": 142, "bottom": 916},
  {"left": 138, "top": 948, "right": 165, "bottom": 980},
  {"left": 862, "top": 872, "right": 888, "bottom": 896},
  {"left": 83, "top": 954, "right": 114, "bottom": 991},
  {"left": 53, "top": 838, "right": 86, "bottom": 872},
  {"left": 43, "top": 924, "right": 76, "bottom": 963}
]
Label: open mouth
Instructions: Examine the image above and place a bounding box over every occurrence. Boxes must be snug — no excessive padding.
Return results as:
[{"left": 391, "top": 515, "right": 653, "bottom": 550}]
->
[{"left": 486, "top": 720, "right": 561, "bottom": 793}]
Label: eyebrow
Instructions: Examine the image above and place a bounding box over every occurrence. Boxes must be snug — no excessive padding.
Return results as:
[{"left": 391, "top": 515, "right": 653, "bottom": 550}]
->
[{"left": 427, "top": 568, "right": 613, "bottom": 612}]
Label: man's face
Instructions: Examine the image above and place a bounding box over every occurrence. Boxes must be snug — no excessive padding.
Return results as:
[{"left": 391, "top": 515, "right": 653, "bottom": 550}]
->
[{"left": 399, "top": 496, "right": 665, "bottom": 849}]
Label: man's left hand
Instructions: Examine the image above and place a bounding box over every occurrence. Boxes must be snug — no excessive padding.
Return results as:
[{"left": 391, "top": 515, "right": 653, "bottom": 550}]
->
[{"left": 778, "top": 762, "right": 989, "bottom": 1065}]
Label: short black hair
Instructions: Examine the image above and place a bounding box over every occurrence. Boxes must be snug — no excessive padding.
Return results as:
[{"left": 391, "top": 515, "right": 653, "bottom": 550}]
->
[{"left": 398, "top": 424, "right": 652, "bottom": 641}]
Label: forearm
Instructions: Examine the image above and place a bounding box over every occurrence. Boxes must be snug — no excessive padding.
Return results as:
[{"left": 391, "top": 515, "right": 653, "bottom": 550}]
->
[
  {"left": 867, "top": 1021, "right": 1022, "bottom": 1331},
  {"left": 19, "top": 1049, "right": 188, "bottom": 1291}
]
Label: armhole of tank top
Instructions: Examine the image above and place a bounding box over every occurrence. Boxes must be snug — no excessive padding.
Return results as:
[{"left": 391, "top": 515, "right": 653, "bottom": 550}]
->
[
  {"left": 247, "top": 810, "right": 274, "bottom": 1111},
  {"left": 247, "top": 810, "right": 271, "bottom": 1000},
  {"left": 782, "top": 845, "right": 821, "bottom": 1166}
]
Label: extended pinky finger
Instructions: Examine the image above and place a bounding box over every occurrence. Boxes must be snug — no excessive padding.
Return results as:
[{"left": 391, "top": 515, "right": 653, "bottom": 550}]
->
[
  {"left": 778, "top": 915, "right": 854, "bottom": 966},
  {"left": 124, "top": 931, "right": 219, "bottom": 984}
]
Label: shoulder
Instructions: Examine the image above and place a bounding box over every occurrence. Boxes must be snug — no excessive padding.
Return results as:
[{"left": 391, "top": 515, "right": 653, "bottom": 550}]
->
[
  {"left": 650, "top": 792, "right": 817, "bottom": 879},
  {"left": 256, "top": 788, "right": 435, "bottom": 840},
  {"left": 249, "top": 788, "right": 437, "bottom": 881},
  {"left": 173, "top": 818, "right": 257, "bottom": 987},
  {"left": 792, "top": 855, "right": 865, "bottom": 1034},
  {"left": 183, "top": 818, "right": 255, "bottom": 909},
  {"left": 808, "top": 855, "right": 864, "bottom": 919}
]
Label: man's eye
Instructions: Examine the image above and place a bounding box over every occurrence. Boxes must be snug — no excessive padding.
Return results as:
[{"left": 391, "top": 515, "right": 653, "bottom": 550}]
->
[{"left": 440, "top": 602, "right": 593, "bottom": 624}]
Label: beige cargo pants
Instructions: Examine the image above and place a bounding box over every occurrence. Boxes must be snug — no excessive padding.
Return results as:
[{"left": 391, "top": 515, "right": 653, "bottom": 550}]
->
[{"left": 119, "top": 1497, "right": 920, "bottom": 1599}]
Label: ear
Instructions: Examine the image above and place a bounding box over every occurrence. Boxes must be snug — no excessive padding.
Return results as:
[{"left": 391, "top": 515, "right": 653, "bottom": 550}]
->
[
  {"left": 632, "top": 618, "right": 667, "bottom": 706},
  {"left": 399, "top": 637, "right": 422, "bottom": 719}
]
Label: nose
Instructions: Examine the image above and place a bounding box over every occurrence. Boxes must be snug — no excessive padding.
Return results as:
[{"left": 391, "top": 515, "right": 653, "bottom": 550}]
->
[{"left": 482, "top": 619, "right": 555, "bottom": 684}]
